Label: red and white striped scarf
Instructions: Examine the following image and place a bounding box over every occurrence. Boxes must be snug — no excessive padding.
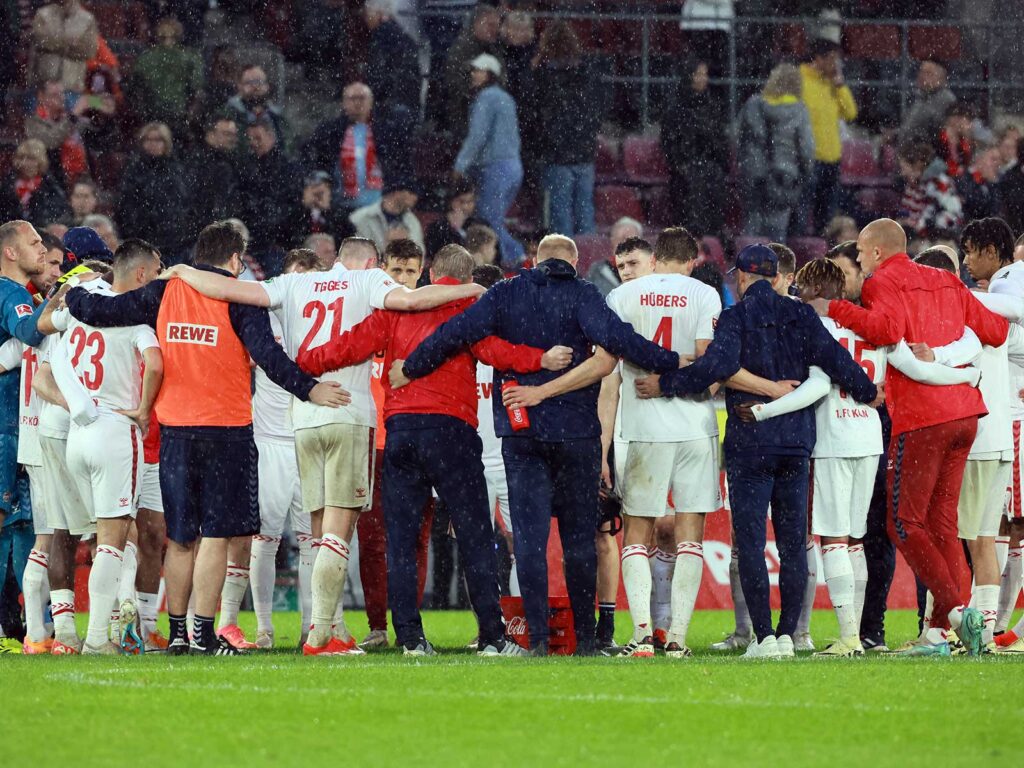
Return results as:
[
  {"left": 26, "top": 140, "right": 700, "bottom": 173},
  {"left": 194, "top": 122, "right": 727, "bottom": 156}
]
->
[{"left": 339, "top": 124, "right": 383, "bottom": 199}]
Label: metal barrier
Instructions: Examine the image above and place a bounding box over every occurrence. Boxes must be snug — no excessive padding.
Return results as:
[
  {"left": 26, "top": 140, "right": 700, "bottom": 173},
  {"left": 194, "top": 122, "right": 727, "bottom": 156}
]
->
[{"left": 404, "top": 8, "right": 1024, "bottom": 129}]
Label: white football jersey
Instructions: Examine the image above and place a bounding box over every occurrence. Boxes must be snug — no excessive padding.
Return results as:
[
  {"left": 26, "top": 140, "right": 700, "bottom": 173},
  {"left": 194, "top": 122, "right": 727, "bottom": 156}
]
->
[
  {"left": 262, "top": 265, "right": 397, "bottom": 431},
  {"left": 476, "top": 362, "right": 503, "bottom": 472},
  {"left": 606, "top": 273, "right": 720, "bottom": 442},
  {"left": 63, "top": 285, "right": 159, "bottom": 424},
  {"left": 252, "top": 313, "right": 294, "bottom": 443},
  {"left": 37, "top": 332, "right": 70, "bottom": 440},
  {"left": 16, "top": 341, "right": 42, "bottom": 466},
  {"left": 989, "top": 260, "right": 1024, "bottom": 422},
  {"left": 967, "top": 289, "right": 1013, "bottom": 459},
  {"left": 812, "top": 317, "right": 885, "bottom": 459}
]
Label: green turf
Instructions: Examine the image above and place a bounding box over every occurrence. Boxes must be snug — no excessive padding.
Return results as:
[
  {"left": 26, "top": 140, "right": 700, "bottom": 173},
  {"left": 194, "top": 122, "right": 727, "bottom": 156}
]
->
[{"left": 2, "top": 609, "right": 1022, "bottom": 767}]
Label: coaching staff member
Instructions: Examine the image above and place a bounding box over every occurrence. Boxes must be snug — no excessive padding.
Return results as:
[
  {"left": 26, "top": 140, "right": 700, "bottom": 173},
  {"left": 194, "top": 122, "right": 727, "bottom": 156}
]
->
[
  {"left": 66, "top": 222, "right": 347, "bottom": 655},
  {"left": 399, "top": 234, "right": 681, "bottom": 655},
  {"left": 635, "top": 244, "right": 878, "bottom": 659}
]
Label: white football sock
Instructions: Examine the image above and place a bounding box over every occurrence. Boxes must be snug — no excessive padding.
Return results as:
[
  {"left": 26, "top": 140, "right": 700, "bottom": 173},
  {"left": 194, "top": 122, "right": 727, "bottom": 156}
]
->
[
  {"left": 86, "top": 546, "right": 123, "bottom": 647},
  {"left": 217, "top": 560, "right": 250, "bottom": 630},
  {"left": 50, "top": 588, "right": 77, "bottom": 642},
  {"left": 250, "top": 535, "right": 280, "bottom": 635},
  {"left": 621, "top": 544, "right": 653, "bottom": 641},
  {"left": 848, "top": 543, "right": 868, "bottom": 632},
  {"left": 136, "top": 591, "right": 159, "bottom": 637},
  {"left": 309, "top": 534, "right": 350, "bottom": 647},
  {"left": 974, "top": 583, "right": 999, "bottom": 645},
  {"left": 796, "top": 541, "right": 817, "bottom": 637},
  {"left": 922, "top": 590, "right": 934, "bottom": 635},
  {"left": 650, "top": 547, "right": 676, "bottom": 632},
  {"left": 947, "top": 604, "right": 964, "bottom": 632},
  {"left": 997, "top": 545, "right": 1023, "bottom": 633},
  {"left": 821, "top": 543, "right": 857, "bottom": 639},
  {"left": 667, "top": 542, "right": 703, "bottom": 646},
  {"left": 186, "top": 591, "right": 196, "bottom": 635},
  {"left": 996, "top": 536, "right": 1010, "bottom": 576},
  {"left": 297, "top": 534, "right": 314, "bottom": 635},
  {"left": 729, "top": 549, "right": 751, "bottom": 636},
  {"left": 925, "top": 626, "right": 948, "bottom": 645},
  {"left": 508, "top": 555, "right": 520, "bottom": 597},
  {"left": 22, "top": 549, "right": 49, "bottom": 642},
  {"left": 117, "top": 541, "right": 138, "bottom": 605},
  {"left": 1010, "top": 608, "right": 1024, "bottom": 637}
]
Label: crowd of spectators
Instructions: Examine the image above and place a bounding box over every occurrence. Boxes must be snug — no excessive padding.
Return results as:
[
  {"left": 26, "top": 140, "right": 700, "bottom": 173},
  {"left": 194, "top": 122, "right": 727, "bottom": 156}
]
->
[{"left": 1, "top": 1, "right": 1023, "bottom": 284}]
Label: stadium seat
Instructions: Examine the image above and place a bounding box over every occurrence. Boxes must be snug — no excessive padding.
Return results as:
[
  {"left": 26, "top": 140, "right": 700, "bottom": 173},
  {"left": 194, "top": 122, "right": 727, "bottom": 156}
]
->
[
  {"left": 573, "top": 233, "right": 610, "bottom": 276},
  {"left": 787, "top": 237, "right": 828, "bottom": 267},
  {"left": 844, "top": 24, "right": 901, "bottom": 61},
  {"left": 622, "top": 136, "right": 669, "bottom": 185},
  {"left": 909, "top": 26, "right": 961, "bottom": 62},
  {"left": 594, "top": 185, "right": 644, "bottom": 227},
  {"left": 840, "top": 139, "right": 891, "bottom": 187},
  {"left": 595, "top": 135, "right": 622, "bottom": 183}
]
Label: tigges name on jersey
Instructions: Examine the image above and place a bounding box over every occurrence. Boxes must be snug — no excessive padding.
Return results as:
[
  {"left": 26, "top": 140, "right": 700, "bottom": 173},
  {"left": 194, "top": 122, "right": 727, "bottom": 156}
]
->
[
  {"left": 639, "top": 293, "right": 688, "bottom": 308},
  {"left": 166, "top": 323, "right": 219, "bottom": 346},
  {"left": 313, "top": 280, "right": 349, "bottom": 292}
]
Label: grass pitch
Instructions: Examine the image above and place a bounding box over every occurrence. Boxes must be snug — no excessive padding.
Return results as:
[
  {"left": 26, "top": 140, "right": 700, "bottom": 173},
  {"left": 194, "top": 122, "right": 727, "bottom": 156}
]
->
[{"left": 2, "top": 609, "right": 1021, "bottom": 767}]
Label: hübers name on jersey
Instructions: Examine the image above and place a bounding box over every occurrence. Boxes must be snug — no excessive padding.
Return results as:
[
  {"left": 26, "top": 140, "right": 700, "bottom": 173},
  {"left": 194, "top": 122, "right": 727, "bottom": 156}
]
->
[
  {"left": 166, "top": 323, "right": 219, "bottom": 346},
  {"left": 639, "top": 293, "right": 688, "bottom": 308}
]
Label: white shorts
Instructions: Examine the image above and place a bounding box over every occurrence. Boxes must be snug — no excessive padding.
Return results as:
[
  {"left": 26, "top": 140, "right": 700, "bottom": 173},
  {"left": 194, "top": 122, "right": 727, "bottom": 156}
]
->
[
  {"left": 138, "top": 462, "right": 163, "bottom": 513},
  {"left": 1007, "top": 421, "right": 1024, "bottom": 521},
  {"left": 622, "top": 437, "right": 722, "bottom": 517},
  {"left": 24, "top": 465, "right": 52, "bottom": 536},
  {"left": 613, "top": 438, "right": 628, "bottom": 500},
  {"left": 66, "top": 418, "right": 142, "bottom": 522},
  {"left": 294, "top": 423, "right": 373, "bottom": 513},
  {"left": 484, "top": 465, "right": 511, "bottom": 532},
  {"left": 39, "top": 435, "right": 93, "bottom": 536},
  {"left": 811, "top": 455, "right": 878, "bottom": 539},
  {"left": 959, "top": 458, "right": 1012, "bottom": 540},
  {"left": 257, "top": 439, "right": 309, "bottom": 537}
]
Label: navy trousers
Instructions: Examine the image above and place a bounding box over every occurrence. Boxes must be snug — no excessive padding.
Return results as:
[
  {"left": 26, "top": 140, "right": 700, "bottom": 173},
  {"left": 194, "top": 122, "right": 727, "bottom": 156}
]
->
[
  {"left": 381, "top": 415, "right": 504, "bottom": 648},
  {"left": 861, "top": 405, "right": 895, "bottom": 643},
  {"left": 727, "top": 452, "right": 810, "bottom": 641},
  {"left": 502, "top": 436, "right": 602, "bottom": 650}
]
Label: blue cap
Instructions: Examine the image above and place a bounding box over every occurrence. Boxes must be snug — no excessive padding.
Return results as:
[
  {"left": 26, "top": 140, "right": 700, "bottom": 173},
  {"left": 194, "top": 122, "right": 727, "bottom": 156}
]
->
[
  {"left": 728, "top": 244, "right": 778, "bottom": 277},
  {"left": 63, "top": 227, "right": 114, "bottom": 263}
]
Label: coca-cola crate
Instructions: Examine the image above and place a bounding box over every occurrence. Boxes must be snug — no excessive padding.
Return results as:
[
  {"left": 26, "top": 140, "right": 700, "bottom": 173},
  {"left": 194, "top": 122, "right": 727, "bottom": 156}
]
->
[{"left": 501, "top": 595, "right": 576, "bottom": 656}]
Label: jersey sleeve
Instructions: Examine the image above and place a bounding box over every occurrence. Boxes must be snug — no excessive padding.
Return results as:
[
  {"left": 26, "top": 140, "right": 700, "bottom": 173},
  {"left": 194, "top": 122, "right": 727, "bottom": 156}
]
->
[
  {"left": 132, "top": 325, "right": 161, "bottom": 354},
  {"left": 962, "top": 286, "right": 1009, "bottom": 347},
  {"left": 930, "top": 327, "right": 982, "bottom": 367},
  {"left": 470, "top": 336, "right": 544, "bottom": 373},
  {"left": 0, "top": 283, "right": 45, "bottom": 347},
  {"left": 365, "top": 269, "right": 400, "bottom": 310},
  {"left": 0, "top": 337, "right": 22, "bottom": 371},
  {"left": 697, "top": 287, "right": 722, "bottom": 341},
  {"left": 297, "top": 310, "right": 391, "bottom": 376},
  {"left": 751, "top": 367, "right": 831, "bottom": 421},
  {"left": 973, "top": 290, "right": 1024, "bottom": 322},
  {"left": 260, "top": 276, "right": 288, "bottom": 310},
  {"left": 50, "top": 307, "right": 71, "bottom": 334},
  {"left": 887, "top": 341, "right": 981, "bottom": 387}
]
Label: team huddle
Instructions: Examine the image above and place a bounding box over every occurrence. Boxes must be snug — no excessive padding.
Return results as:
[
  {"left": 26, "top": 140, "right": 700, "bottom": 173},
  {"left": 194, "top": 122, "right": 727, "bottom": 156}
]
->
[{"left": 0, "top": 212, "right": 1022, "bottom": 659}]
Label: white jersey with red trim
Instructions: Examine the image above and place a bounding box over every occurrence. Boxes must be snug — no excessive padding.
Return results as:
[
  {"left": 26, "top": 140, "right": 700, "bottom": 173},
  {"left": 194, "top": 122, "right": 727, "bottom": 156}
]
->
[
  {"left": 252, "top": 313, "right": 294, "bottom": 443},
  {"left": 476, "top": 362, "right": 502, "bottom": 472},
  {"left": 606, "top": 272, "right": 721, "bottom": 442},
  {"left": 37, "top": 331, "right": 71, "bottom": 440},
  {"left": 16, "top": 341, "right": 42, "bottom": 465},
  {"left": 262, "top": 265, "right": 396, "bottom": 431},
  {"left": 812, "top": 317, "right": 885, "bottom": 459},
  {"left": 62, "top": 285, "right": 159, "bottom": 425},
  {"left": 989, "top": 260, "right": 1024, "bottom": 422}
]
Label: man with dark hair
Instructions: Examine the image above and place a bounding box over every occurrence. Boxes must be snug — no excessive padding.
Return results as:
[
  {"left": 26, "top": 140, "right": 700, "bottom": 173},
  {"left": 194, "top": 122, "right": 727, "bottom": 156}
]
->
[
  {"left": 768, "top": 242, "right": 797, "bottom": 296},
  {"left": 223, "top": 64, "right": 288, "bottom": 155},
  {"left": 614, "top": 237, "right": 655, "bottom": 283},
  {"left": 827, "top": 240, "right": 865, "bottom": 303},
  {"left": 65, "top": 220, "right": 349, "bottom": 655},
  {"left": 294, "top": 171, "right": 354, "bottom": 248},
  {"left": 186, "top": 115, "right": 242, "bottom": 232},
  {"left": 299, "top": 244, "right": 572, "bottom": 656}
]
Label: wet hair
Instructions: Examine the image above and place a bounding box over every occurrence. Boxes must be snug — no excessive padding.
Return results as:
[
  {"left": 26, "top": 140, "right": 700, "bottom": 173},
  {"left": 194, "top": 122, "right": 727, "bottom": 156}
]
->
[
  {"left": 614, "top": 237, "right": 653, "bottom": 257},
  {"left": 795, "top": 258, "right": 845, "bottom": 300},
  {"left": 768, "top": 243, "right": 797, "bottom": 276},
  {"left": 383, "top": 238, "right": 424, "bottom": 265},
  {"left": 113, "top": 238, "right": 161, "bottom": 278},
  {"left": 195, "top": 221, "right": 246, "bottom": 266},
  {"left": 283, "top": 248, "right": 321, "bottom": 273},
  {"left": 432, "top": 244, "right": 474, "bottom": 282},
  {"left": 654, "top": 227, "right": 699, "bottom": 264},
  {"left": 826, "top": 240, "right": 860, "bottom": 268},
  {"left": 914, "top": 249, "right": 958, "bottom": 273},
  {"left": 465, "top": 224, "right": 498, "bottom": 254},
  {"left": 40, "top": 231, "right": 66, "bottom": 256},
  {"left": 472, "top": 263, "right": 504, "bottom": 289},
  {"left": 960, "top": 217, "right": 1015, "bottom": 265}
]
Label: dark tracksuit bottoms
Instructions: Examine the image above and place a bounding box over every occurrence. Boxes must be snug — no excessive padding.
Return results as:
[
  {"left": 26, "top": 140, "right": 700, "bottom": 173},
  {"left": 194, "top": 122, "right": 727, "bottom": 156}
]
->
[
  {"left": 503, "top": 436, "right": 602, "bottom": 649},
  {"left": 727, "top": 453, "right": 810, "bottom": 641},
  {"left": 861, "top": 404, "right": 896, "bottom": 643},
  {"left": 382, "top": 414, "right": 505, "bottom": 648}
]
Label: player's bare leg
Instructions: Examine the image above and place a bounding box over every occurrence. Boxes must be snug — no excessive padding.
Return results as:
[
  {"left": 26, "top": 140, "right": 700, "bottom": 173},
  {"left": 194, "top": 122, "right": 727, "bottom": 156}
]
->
[
  {"left": 665, "top": 512, "right": 705, "bottom": 658},
  {"left": 135, "top": 507, "right": 166, "bottom": 649},
  {"left": 217, "top": 535, "right": 256, "bottom": 649},
  {"left": 794, "top": 533, "right": 817, "bottom": 651},
  {"left": 995, "top": 518, "right": 1023, "bottom": 637},
  {"left": 618, "top": 515, "right": 656, "bottom": 657},
  {"left": 192, "top": 536, "right": 242, "bottom": 653},
  {"left": 163, "top": 538, "right": 195, "bottom": 653},
  {"left": 305, "top": 505, "right": 362, "bottom": 654},
  {"left": 83, "top": 516, "right": 131, "bottom": 655},
  {"left": 650, "top": 515, "right": 676, "bottom": 648},
  {"left": 22, "top": 532, "right": 53, "bottom": 653}
]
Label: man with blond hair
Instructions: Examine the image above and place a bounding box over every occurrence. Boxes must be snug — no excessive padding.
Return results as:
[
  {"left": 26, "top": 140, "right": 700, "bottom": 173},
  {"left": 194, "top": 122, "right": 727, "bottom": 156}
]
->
[{"left": 399, "top": 233, "right": 682, "bottom": 655}]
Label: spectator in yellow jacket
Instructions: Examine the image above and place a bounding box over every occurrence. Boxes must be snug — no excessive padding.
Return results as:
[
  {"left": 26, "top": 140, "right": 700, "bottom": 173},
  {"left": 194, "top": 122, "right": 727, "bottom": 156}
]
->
[{"left": 800, "top": 39, "right": 857, "bottom": 235}]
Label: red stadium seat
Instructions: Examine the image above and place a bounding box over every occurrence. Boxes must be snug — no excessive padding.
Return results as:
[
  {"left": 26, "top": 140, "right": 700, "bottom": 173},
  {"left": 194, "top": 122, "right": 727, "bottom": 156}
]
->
[
  {"left": 840, "top": 139, "right": 891, "bottom": 187},
  {"left": 909, "top": 26, "right": 962, "bottom": 62},
  {"left": 622, "top": 136, "right": 669, "bottom": 185},
  {"left": 574, "top": 233, "right": 611, "bottom": 276},
  {"left": 787, "top": 237, "right": 828, "bottom": 267},
  {"left": 594, "top": 185, "right": 644, "bottom": 227},
  {"left": 844, "top": 24, "right": 901, "bottom": 61}
]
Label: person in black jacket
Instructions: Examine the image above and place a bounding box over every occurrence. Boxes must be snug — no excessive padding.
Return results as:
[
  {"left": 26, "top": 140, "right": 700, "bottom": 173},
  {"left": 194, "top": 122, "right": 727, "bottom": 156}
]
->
[
  {"left": 116, "top": 123, "right": 192, "bottom": 264},
  {"left": 292, "top": 170, "right": 354, "bottom": 248},
  {"left": 424, "top": 177, "right": 480, "bottom": 260},
  {"left": 534, "top": 22, "right": 602, "bottom": 236},
  {"left": 238, "top": 118, "right": 303, "bottom": 275},
  {"left": 186, "top": 114, "right": 243, "bottom": 235},
  {"left": 0, "top": 139, "right": 70, "bottom": 229},
  {"left": 661, "top": 58, "right": 728, "bottom": 237},
  {"left": 364, "top": 0, "right": 421, "bottom": 113}
]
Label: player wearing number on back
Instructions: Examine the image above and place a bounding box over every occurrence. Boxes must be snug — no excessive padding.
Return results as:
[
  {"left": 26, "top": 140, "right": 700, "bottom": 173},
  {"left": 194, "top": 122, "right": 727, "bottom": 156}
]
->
[{"left": 163, "top": 236, "right": 489, "bottom": 656}]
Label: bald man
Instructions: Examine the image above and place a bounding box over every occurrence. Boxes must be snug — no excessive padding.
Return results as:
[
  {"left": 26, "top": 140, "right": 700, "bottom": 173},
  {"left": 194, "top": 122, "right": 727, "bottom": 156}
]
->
[{"left": 810, "top": 218, "right": 1008, "bottom": 656}]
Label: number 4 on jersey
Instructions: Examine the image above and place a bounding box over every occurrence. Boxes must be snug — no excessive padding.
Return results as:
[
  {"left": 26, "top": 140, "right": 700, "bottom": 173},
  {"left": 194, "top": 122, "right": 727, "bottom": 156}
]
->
[{"left": 652, "top": 316, "right": 673, "bottom": 350}]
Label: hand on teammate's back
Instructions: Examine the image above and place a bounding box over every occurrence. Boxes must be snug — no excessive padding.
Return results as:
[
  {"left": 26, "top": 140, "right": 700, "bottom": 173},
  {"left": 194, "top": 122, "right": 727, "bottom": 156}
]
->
[
  {"left": 634, "top": 374, "right": 662, "bottom": 399},
  {"left": 116, "top": 407, "right": 152, "bottom": 437},
  {"left": 540, "top": 345, "right": 573, "bottom": 371},
  {"left": 734, "top": 402, "right": 759, "bottom": 423},
  {"left": 389, "top": 359, "right": 411, "bottom": 389},
  {"left": 908, "top": 342, "right": 934, "bottom": 362},
  {"left": 766, "top": 380, "right": 801, "bottom": 400},
  {"left": 309, "top": 381, "right": 351, "bottom": 407},
  {"left": 868, "top": 383, "right": 886, "bottom": 409}
]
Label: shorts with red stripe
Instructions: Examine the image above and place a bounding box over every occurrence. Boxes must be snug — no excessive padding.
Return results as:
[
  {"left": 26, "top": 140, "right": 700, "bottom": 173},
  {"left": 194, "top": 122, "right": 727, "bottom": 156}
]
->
[
  {"left": 159, "top": 425, "right": 259, "bottom": 545},
  {"left": 66, "top": 416, "right": 143, "bottom": 523},
  {"left": 1007, "top": 420, "right": 1024, "bottom": 520}
]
